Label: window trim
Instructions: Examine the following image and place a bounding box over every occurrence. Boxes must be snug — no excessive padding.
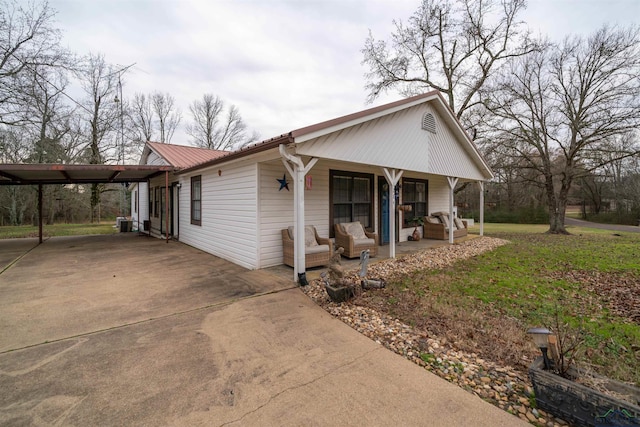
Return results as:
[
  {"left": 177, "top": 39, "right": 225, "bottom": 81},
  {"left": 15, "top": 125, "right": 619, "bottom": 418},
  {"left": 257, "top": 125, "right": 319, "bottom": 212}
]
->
[
  {"left": 329, "top": 170, "right": 374, "bottom": 237},
  {"left": 191, "top": 175, "right": 202, "bottom": 226},
  {"left": 402, "top": 177, "right": 428, "bottom": 227}
]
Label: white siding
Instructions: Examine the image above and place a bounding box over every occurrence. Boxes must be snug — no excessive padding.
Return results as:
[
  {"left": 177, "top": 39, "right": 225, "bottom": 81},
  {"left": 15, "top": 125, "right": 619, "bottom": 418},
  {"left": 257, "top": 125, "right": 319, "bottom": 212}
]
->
[
  {"left": 427, "top": 175, "right": 451, "bottom": 214},
  {"left": 296, "top": 104, "right": 489, "bottom": 181},
  {"left": 259, "top": 157, "right": 386, "bottom": 268},
  {"left": 178, "top": 159, "right": 259, "bottom": 270},
  {"left": 130, "top": 182, "right": 148, "bottom": 231},
  {"left": 146, "top": 151, "right": 167, "bottom": 166}
]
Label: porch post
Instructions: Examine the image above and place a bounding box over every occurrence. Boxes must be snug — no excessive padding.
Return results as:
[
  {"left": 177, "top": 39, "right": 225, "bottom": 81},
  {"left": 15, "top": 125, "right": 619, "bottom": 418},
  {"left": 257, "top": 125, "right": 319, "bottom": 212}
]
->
[
  {"left": 447, "top": 177, "right": 459, "bottom": 244},
  {"left": 478, "top": 181, "right": 485, "bottom": 236},
  {"left": 382, "top": 168, "right": 403, "bottom": 259},
  {"left": 165, "top": 171, "right": 169, "bottom": 243},
  {"left": 280, "top": 144, "right": 318, "bottom": 282}
]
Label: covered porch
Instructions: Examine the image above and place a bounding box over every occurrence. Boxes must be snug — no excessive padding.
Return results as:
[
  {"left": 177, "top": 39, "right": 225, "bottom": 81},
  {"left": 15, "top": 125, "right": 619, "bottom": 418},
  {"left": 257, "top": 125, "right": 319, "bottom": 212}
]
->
[{"left": 268, "top": 227, "right": 481, "bottom": 282}]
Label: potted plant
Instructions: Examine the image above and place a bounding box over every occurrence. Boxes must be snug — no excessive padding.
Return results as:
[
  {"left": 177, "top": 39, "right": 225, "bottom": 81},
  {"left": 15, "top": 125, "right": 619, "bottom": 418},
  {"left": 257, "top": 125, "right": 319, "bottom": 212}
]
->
[
  {"left": 409, "top": 216, "right": 424, "bottom": 241},
  {"left": 527, "top": 327, "right": 640, "bottom": 426}
]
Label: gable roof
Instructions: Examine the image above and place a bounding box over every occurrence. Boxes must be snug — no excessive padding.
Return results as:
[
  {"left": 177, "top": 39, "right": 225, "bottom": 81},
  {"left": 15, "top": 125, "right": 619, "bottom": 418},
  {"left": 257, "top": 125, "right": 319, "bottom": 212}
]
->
[
  {"left": 176, "top": 91, "right": 492, "bottom": 180},
  {"left": 143, "top": 141, "right": 229, "bottom": 169}
]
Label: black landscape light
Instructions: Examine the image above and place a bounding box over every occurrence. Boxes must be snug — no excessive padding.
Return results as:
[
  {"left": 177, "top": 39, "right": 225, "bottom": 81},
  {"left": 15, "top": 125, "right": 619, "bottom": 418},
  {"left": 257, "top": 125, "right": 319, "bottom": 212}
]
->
[{"left": 527, "top": 327, "right": 552, "bottom": 370}]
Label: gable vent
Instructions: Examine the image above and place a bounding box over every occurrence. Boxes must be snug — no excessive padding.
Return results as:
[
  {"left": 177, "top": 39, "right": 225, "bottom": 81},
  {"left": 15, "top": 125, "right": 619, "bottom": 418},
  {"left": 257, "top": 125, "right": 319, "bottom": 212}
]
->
[{"left": 421, "top": 112, "right": 436, "bottom": 133}]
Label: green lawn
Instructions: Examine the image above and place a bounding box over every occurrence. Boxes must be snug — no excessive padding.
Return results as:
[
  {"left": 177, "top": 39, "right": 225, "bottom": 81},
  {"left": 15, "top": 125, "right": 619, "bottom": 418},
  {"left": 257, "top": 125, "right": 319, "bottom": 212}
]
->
[
  {"left": 0, "top": 222, "right": 118, "bottom": 239},
  {"left": 361, "top": 223, "right": 640, "bottom": 385}
]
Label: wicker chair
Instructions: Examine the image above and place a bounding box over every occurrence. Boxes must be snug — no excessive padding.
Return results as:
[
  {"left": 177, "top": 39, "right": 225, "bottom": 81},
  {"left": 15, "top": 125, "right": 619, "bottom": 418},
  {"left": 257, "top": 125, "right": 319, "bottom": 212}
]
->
[
  {"left": 281, "top": 226, "right": 332, "bottom": 268},
  {"left": 334, "top": 221, "right": 378, "bottom": 258}
]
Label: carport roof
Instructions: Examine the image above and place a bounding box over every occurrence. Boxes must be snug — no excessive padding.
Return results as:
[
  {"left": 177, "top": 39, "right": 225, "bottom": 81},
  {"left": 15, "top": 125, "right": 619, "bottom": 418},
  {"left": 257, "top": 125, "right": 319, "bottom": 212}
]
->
[{"left": 0, "top": 163, "right": 175, "bottom": 185}]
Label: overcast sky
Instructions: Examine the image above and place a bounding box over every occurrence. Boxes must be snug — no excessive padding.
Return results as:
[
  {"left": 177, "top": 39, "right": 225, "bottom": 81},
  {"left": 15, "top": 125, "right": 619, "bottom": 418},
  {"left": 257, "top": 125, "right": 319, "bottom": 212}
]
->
[{"left": 49, "top": 0, "right": 640, "bottom": 145}]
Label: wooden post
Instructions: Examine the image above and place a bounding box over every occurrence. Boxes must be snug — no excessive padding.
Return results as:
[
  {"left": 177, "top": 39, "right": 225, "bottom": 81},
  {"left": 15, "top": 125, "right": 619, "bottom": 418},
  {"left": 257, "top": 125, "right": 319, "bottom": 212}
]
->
[
  {"left": 478, "top": 181, "right": 485, "bottom": 236},
  {"left": 382, "top": 168, "right": 403, "bottom": 259},
  {"left": 447, "top": 177, "right": 459, "bottom": 244}
]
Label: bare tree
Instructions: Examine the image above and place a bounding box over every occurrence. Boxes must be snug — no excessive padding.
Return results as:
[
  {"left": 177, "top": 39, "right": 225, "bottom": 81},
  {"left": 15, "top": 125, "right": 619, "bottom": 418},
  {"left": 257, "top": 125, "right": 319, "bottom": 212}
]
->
[
  {"left": 482, "top": 26, "right": 640, "bottom": 233},
  {"left": 0, "top": 0, "right": 66, "bottom": 126},
  {"left": 129, "top": 92, "right": 154, "bottom": 142},
  {"left": 77, "top": 53, "right": 120, "bottom": 222},
  {"left": 151, "top": 91, "right": 180, "bottom": 143},
  {"left": 362, "top": 0, "right": 536, "bottom": 122},
  {"left": 186, "top": 93, "right": 257, "bottom": 150}
]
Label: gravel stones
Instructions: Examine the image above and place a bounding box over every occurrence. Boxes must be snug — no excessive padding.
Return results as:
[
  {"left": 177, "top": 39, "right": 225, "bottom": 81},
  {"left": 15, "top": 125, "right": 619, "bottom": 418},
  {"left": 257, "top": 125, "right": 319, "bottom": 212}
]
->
[{"left": 301, "top": 237, "right": 568, "bottom": 426}]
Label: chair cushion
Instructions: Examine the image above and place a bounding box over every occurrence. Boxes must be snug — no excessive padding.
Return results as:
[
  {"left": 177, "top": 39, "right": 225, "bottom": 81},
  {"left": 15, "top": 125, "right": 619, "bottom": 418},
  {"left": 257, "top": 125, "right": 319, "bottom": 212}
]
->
[
  {"left": 305, "top": 226, "right": 318, "bottom": 247},
  {"left": 288, "top": 226, "right": 319, "bottom": 247},
  {"left": 425, "top": 216, "right": 440, "bottom": 224},
  {"left": 354, "top": 238, "right": 375, "bottom": 246},
  {"left": 454, "top": 217, "right": 465, "bottom": 230},
  {"left": 306, "top": 244, "right": 329, "bottom": 255},
  {"left": 437, "top": 213, "right": 451, "bottom": 229},
  {"left": 341, "top": 221, "right": 367, "bottom": 239}
]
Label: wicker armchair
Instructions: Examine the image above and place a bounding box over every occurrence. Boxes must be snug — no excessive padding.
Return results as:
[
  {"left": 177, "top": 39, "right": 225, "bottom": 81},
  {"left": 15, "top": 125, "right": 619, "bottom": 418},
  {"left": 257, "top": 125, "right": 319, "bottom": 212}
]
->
[
  {"left": 282, "top": 226, "right": 332, "bottom": 268},
  {"left": 334, "top": 221, "right": 378, "bottom": 258}
]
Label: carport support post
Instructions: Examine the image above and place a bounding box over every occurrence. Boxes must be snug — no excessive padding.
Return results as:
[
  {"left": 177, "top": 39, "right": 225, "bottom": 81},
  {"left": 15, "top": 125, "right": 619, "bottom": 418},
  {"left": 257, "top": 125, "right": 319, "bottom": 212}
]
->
[
  {"left": 280, "top": 144, "right": 317, "bottom": 282},
  {"left": 382, "top": 168, "right": 403, "bottom": 259},
  {"left": 165, "top": 171, "right": 169, "bottom": 243},
  {"left": 447, "top": 177, "right": 458, "bottom": 244},
  {"left": 478, "top": 181, "right": 484, "bottom": 236},
  {"left": 38, "top": 183, "right": 43, "bottom": 244}
]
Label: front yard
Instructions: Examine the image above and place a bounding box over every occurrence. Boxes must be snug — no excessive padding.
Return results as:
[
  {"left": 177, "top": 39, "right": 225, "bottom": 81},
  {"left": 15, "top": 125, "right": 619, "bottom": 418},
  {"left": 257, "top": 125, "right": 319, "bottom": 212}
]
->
[{"left": 303, "top": 223, "right": 640, "bottom": 424}]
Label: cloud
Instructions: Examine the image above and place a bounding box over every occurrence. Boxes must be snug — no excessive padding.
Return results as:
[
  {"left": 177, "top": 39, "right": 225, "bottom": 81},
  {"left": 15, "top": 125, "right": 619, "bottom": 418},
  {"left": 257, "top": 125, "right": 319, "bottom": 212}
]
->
[{"left": 50, "top": 0, "right": 639, "bottom": 145}]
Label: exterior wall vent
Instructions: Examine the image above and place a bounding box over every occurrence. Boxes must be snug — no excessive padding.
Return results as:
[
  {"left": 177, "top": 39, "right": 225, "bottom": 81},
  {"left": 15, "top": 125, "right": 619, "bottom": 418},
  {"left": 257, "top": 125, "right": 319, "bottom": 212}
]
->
[{"left": 422, "top": 112, "right": 436, "bottom": 133}]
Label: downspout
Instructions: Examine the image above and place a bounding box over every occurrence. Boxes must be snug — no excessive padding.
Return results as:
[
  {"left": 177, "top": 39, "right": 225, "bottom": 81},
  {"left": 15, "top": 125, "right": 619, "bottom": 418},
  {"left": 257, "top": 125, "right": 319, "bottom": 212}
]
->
[{"left": 279, "top": 144, "right": 318, "bottom": 283}]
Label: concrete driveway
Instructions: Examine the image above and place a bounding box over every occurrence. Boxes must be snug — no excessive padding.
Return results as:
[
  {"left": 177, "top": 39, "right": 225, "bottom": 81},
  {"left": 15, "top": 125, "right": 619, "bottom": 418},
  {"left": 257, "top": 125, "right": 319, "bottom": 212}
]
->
[{"left": 0, "top": 234, "right": 526, "bottom": 426}]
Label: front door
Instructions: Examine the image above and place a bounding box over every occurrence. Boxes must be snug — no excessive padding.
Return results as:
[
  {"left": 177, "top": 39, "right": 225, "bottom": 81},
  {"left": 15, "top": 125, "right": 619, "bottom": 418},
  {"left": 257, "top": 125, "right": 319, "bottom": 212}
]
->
[{"left": 378, "top": 176, "right": 399, "bottom": 245}]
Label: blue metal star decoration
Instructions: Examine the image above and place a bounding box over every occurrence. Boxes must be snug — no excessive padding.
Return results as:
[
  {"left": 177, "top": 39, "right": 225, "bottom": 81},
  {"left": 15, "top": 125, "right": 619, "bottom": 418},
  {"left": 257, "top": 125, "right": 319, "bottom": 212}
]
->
[{"left": 277, "top": 174, "right": 290, "bottom": 191}]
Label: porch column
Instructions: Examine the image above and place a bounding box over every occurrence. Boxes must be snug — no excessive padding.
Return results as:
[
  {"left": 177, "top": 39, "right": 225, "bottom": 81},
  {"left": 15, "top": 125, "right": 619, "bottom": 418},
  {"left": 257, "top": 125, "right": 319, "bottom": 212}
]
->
[
  {"left": 280, "top": 144, "right": 318, "bottom": 282},
  {"left": 165, "top": 171, "right": 169, "bottom": 243},
  {"left": 382, "top": 168, "right": 403, "bottom": 259},
  {"left": 478, "top": 181, "right": 485, "bottom": 236},
  {"left": 447, "top": 176, "right": 458, "bottom": 244}
]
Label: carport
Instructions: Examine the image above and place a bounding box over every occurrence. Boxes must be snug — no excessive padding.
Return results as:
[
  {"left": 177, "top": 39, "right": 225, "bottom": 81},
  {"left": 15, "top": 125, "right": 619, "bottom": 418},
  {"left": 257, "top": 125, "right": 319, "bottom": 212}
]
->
[{"left": 0, "top": 163, "right": 175, "bottom": 242}]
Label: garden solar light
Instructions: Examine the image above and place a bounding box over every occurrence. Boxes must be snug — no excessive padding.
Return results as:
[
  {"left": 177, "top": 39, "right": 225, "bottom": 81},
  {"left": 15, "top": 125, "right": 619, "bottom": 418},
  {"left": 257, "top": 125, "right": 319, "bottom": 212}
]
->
[{"left": 527, "top": 327, "right": 552, "bottom": 369}]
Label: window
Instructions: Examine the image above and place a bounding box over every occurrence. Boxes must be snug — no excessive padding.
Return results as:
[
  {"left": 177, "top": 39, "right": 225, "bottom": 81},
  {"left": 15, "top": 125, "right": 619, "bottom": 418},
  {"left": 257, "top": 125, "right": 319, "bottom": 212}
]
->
[
  {"left": 149, "top": 187, "right": 153, "bottom": 216},
  {"left": 422, "top": 112, "right": 436, "bottom": 133},
  {"left": 191, "top": 176, "right": 201, "bottom": 226},
  {"left": 134, "top": 191, "right": 138, "bottom": 213},
  {"left": 330, "top": 170, "right": 374, "bottom": 236},
  {"left": 154, "top": 187, "right": 160, "bottom": 217},
  {"left": 402, "top": 178, "right": 428, "bottom": 226}
]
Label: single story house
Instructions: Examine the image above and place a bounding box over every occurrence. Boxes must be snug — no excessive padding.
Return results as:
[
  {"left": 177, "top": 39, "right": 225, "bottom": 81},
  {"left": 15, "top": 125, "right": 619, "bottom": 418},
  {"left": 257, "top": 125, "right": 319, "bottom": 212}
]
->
[{"left": 130, "top": 91, "right": 492, "bottom": 281}]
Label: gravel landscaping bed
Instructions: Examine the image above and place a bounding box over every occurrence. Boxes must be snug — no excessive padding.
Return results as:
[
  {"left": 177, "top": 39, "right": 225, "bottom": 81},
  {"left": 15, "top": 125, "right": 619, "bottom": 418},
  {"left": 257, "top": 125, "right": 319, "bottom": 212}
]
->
[{"left": 301, "top": 237, "right": 568, "bottom": 427}]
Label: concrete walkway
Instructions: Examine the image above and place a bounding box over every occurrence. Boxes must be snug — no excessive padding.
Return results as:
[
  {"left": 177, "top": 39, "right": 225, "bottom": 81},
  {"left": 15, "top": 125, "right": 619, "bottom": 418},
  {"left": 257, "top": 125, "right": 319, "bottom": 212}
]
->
[{"left": 0, "top": 234, "right": 527, "bottom": 426}]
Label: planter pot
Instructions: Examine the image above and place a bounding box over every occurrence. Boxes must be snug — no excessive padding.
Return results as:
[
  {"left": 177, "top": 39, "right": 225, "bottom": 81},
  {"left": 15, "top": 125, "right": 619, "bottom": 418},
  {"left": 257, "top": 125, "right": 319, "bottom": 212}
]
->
[
  {"left": 529, "top": 357, "right": 640, "bottom": 427},
  {"left": 324, "top": 283, "right": 354, "bottom": 303}
]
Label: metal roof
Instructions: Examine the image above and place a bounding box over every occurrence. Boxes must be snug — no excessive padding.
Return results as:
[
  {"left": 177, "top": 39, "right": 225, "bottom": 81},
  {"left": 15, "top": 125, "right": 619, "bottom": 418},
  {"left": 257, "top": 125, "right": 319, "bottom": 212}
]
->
[
  {"left": 0, "top": 164, "right": 174, "bottom": 186},
  {"left": 145, "top": 141, "right": 229, "bottom": 169}
]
